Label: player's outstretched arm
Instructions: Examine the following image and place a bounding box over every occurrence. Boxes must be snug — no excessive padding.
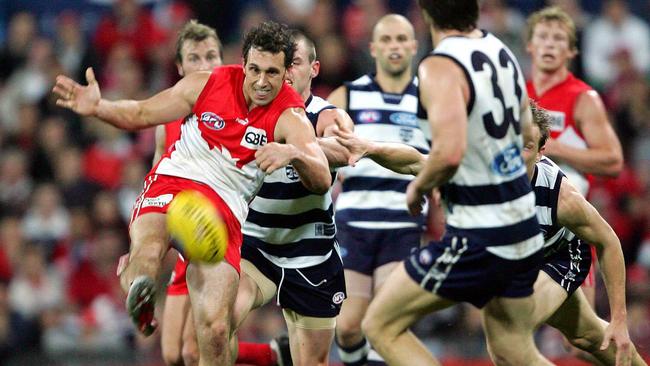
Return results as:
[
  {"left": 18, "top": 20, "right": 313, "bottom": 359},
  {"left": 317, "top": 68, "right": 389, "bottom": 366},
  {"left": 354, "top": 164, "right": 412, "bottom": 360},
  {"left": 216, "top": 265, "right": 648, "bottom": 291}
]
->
[
  {"left": 545, "top": 91, "right": 623, "bottom": 177},
  {"left": 333, "top": 129, "right": 425, "bottom": 175},
  {"left": 556, "top": 177, "right": 632, "bottom": 363},
  {"left": 53, "top": 67, "right": 208, "bottom": 131},
  {"left": 257, "top": 107, "right": 331, "bottom": 194}
]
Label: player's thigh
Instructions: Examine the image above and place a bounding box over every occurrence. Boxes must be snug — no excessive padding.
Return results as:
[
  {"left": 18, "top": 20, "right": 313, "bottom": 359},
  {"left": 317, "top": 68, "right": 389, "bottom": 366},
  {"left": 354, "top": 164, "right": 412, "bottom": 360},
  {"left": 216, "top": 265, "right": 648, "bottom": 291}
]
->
[
  {"left": 162, "top": 294, "right": 191, "bottom": 357},
  {"left": 284, "top": 309, "right": 335, "bottom": 365},
  {"left": 372, "top": 260, "right": 400, "bottom": 292},
  {"left": 233, "top": 259, "right": 276, "bottom": 329},
  {"left": 338, "top": 269, "right": 371, "bottom": 330},
  {"left": 481, "top": 294, "right": 540, "bottom": 352},
  {"left": 363, "top": 262, "right": 454, "bottom": 337},
  {"left": 531, "top": 271, "right": 570, "bottom": 326}
]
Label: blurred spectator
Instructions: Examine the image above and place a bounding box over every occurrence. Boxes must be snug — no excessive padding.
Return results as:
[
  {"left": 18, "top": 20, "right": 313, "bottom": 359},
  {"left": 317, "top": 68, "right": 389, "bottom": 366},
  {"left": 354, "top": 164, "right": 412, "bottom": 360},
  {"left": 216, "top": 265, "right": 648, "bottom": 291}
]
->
[
  {"left": 479, "top": 0, "right": 528, "bottom": 71},
  {"left": 83, "top": 122, "right": 137, "bottom": 190},
  {"left": 68, "top": 228, "right": 125, "bottom": 309},
  {"left": 0, "top": 12, "right": 36, "bottom": 82},
  {"left": 30, "top": 116, "right": 69, "bottom": 183},
  {"left": 8, "top": 244, "right": 64, "bottom": 320},
  {"left": 0, "top": 280, "right": 40, "bottom": 363},
  {"left": 0, "top": 149, "right": 33, "bottom": 215},
  {"left": 0, "top": 216, "right": 25, "bottom": 281},
  {"left": 117, "top": 159, "right": 146, "bottom": 223},
  {"left": 21, "top": 183, "right": 70, "bottom": 248},
  {"left": 91, "top": 191, "right": 128, "bottom": 234},
  {"left": 92, "top": 0, "right": 166, "bottom": 68},
  {"left": 54, "top": 146, "right": 101, "bottom": 209},
  {"left": 583, "top": 0, "right": 650, "bottom": 87},
  {"left": 54, "top": 11, "right": 99, "bottom": 83},
  {"left": 0, "top": 37, "right": 63, "bottom": 131}
]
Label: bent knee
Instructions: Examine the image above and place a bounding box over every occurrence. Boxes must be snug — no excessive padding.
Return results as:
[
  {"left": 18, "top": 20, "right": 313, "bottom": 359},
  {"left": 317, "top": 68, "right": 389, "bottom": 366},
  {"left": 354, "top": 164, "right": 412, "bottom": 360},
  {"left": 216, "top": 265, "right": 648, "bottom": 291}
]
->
[
  {"left": 182, "top": 345, "right": 199, "bottom": 366},
  {"left": 196, "top": 320, "right": 229, "bottom": 350},
  {"left": 336, "top": 316, "right": 363, "bottom": 340},
  {"left": 360, "top": 316, "right": 381, "bottom": 343}
]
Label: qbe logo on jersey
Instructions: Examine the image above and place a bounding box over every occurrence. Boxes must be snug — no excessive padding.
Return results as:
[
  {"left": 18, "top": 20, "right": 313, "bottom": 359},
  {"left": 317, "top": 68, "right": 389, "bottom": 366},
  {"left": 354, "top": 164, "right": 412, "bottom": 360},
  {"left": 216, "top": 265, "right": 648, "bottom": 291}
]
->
[{"left": 240, "top": 126, "right": 268, "bottom": 150}]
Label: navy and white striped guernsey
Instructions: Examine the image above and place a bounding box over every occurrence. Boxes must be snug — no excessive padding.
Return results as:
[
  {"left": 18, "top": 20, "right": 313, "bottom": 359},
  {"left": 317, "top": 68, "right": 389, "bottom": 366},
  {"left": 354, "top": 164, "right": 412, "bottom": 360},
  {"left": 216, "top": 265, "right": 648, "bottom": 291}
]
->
[
  {"left": 335, "top": 74, "right": 430, "bottom": 230},
  {"left": 532, "top": 156, "right": 578, "bottom": 255},
  {"left": 432, "top": 32, "right": 543, "bottom": 259},
  {"left": 242, "top": 95, "right": 339, "bottom": 269}
]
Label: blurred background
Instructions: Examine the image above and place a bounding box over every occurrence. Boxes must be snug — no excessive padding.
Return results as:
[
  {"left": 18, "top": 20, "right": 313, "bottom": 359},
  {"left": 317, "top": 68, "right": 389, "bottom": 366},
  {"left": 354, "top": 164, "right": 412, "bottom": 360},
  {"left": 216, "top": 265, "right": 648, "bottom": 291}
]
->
[{"left": 0, "top": 0, "right": 648, "bottom": 364}]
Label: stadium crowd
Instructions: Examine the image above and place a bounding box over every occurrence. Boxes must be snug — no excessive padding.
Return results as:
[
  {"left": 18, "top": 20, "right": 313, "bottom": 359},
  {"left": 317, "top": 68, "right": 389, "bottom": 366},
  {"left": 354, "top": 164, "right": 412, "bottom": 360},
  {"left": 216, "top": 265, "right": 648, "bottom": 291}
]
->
[{"left": 0, "top": 0, "right": 648, "bottom": 364}]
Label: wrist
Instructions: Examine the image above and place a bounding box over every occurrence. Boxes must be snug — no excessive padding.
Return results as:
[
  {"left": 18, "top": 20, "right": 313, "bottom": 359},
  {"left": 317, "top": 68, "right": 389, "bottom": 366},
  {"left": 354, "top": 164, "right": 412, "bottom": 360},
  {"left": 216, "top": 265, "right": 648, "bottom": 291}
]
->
[{"left": 288, "top": 144, "right": 302, "bottom": 164}]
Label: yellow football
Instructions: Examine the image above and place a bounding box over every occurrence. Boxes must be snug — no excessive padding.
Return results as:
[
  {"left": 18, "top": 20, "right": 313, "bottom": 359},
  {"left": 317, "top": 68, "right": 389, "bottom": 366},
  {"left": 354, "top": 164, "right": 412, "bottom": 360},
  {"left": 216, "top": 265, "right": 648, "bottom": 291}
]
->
[{"left": 166, "top": 190, "right": 228, "bottom": 264}]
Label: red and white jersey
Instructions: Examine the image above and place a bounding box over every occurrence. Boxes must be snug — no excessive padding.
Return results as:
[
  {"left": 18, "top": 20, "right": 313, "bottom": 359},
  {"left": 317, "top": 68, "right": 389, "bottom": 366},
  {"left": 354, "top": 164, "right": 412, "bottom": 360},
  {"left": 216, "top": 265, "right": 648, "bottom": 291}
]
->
[
  {"left": 164, "top": 118, "right": 183, "bottom": 151},
  {"left": 155, "top": 65, "right": 305, "bottom": 224},
  {"left": 527, "top": 72, "right": 593, "bottom": 195}
]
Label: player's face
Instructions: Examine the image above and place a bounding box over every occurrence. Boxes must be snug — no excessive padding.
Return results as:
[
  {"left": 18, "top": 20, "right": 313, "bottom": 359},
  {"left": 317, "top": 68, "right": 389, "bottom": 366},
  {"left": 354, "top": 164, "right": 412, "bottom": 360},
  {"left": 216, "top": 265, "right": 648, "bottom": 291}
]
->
[
  {"left": 523, "top": 123, "right": 541, "bottom": 176},
  {"left": 286, "top": 39, "right": 319, "bottom": 97},
  {"left": 371, "top": 20, "right": 417, "bottom": 77},
  {"left": 243, "top": 48, "right": 287, "bottom": 107},
  {"left": 178, "top": 38, "right": 222, "bottom": 76},
  {"left": 527, "top": 20, "right": 576, "bottom": 73}
]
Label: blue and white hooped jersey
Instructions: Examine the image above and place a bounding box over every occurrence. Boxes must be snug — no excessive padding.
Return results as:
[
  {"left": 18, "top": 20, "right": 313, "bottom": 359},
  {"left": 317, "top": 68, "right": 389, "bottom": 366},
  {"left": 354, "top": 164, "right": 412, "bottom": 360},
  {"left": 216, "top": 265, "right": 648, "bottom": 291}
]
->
[
  {"left": 532, "top": 156, "right": 579, "bottom": 255},
  {"left": 242, "top": 95, "right": 339, "bottom": 269},
  {"left": 335, "top": 74, "right": 430, "bottom": 230},
  {"left": 433, "top": 32, "right": 543, "bottom": 259}
]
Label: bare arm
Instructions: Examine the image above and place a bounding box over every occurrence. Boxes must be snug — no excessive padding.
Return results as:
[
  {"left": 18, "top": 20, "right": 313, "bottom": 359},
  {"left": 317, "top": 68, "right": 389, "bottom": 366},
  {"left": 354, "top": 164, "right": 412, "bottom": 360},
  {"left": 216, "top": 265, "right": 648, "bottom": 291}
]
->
[
  {"left": 256, "top": 108, "right": 331, "bottom": 194},
  {"left": 152, "top": 125, "right": 166, "bottom": 165},
  {"left": 54, "top": 67, "right": 208, "bottom": 131},
  {"left": 544, "top": 91, "right": 623, "bottom": 176},
  {"left": 316, "top": 108, "right": 355, "bottom": 168},
  {"left": 327, "top": 85, "right": 347, "bottom": 110},
  {"left": 556, "top": 177, "right": 630, "bottom": 357},
  {"left": 411, "top": 57, "right": 467, "bottom": 193},
  {"left": 333, "top": 129, "right": 425, "bottom": 175}
]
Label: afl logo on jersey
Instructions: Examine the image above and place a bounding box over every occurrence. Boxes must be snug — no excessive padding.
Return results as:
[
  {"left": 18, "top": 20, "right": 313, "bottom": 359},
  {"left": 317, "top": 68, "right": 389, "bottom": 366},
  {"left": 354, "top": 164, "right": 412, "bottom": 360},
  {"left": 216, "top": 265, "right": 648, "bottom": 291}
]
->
[
  {"left": 200, "top": 112, "right": 225, "bottom": 130},
  {"left": 332, "top": 292, "right": 345, "bottom": 305},
  {"left": 491, "top": 143, "right": 524, "bottom": 177},
  {"left": 357, "top": 110, "right": 381, "bottom": 123}
]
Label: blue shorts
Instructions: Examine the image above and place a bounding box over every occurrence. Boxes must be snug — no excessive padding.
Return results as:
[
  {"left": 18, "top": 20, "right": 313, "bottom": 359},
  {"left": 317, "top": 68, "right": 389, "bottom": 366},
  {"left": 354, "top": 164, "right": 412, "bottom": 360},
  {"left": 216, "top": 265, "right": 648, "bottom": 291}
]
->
[
  {"left": 542, "top": 239, "right": 592, "bottom": 295},
  {"left": 241, "top": 242, "right": 346, "bottom": 318},
  {"left": 336, "top": 223, "right": 422, "bottom": 275},
  {"left": 405, "top": 235, "right": 543, "bottom": 308}
]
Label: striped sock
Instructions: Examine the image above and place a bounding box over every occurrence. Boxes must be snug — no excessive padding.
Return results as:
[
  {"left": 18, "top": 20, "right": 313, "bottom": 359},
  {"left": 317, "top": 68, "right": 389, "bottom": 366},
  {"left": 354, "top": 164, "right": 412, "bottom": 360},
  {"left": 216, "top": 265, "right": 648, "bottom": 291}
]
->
[{"left": 336, "top": 337, "right": 370, "bottom": 366}]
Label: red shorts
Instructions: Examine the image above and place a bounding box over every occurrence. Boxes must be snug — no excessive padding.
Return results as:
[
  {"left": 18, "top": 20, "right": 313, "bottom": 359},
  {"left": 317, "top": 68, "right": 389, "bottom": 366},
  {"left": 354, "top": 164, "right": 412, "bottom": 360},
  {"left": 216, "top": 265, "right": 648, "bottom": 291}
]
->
[
  {"left": 582, "top": 246, "right": 597, "bottom": 288},
  {"left": 167, "top": 254, "right": 189, "bottom": 295},
  {"left": 130, "top": 173, "right": 242, "bottom": 274}
]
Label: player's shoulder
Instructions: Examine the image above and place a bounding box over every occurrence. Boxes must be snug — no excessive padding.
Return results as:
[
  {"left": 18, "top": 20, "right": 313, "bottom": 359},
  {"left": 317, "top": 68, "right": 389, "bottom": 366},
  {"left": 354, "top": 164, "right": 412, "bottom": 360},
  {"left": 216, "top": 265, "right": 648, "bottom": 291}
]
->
[{"left": 565, "top": 73, "right": 593, "bottom": 94}]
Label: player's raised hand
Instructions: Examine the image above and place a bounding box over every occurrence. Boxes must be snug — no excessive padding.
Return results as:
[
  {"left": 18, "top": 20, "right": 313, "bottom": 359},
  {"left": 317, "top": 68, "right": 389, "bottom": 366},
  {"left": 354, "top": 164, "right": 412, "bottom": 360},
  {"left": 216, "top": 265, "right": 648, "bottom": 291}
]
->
[
  {"left": 600, "top": 319, "right": 632, "bottom": 366},
  {"left": 53, "top": 67, "right": 101, "bottom": 116},
  {"left": 255, "top": 142, "right": 298, "bottom": 174}
]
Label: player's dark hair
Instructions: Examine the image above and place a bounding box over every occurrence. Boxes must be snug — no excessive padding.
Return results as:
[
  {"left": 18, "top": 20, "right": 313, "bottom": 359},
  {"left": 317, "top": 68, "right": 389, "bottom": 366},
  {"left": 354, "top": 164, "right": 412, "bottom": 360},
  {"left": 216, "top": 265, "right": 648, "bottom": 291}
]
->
[
  {"left": 417, "top": 0, "right": 478, "bottom": 32},
  {"left": 242, "top": 21, "right": 295, "bottom": 69}
]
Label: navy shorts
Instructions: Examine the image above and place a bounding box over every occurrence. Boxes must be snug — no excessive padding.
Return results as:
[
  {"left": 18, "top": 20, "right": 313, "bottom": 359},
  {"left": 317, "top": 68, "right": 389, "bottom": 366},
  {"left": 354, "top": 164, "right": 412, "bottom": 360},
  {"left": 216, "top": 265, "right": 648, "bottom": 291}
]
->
[
  {"left": 241, "top": 243, "right": 347, "bottom": 318},
  {"left": 337, "top": 223, "right": 422, "bottom": 275},
  {"left": 405, "top": 235, "right": 543, "bottom": 308},
  {"left": 542, "top": 239, "right": 592, "bottom": 295}
]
